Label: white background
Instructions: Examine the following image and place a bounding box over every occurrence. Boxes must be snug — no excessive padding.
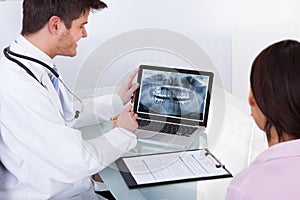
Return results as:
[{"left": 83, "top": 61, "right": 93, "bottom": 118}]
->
[{"left": 1, "top": 0, "right": 300, "bottom": 102}]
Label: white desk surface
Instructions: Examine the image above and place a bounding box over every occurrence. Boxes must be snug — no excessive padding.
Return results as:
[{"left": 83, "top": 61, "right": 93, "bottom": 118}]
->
[{"left": 78, "top": 86, "right": 267, "bottom": 200}]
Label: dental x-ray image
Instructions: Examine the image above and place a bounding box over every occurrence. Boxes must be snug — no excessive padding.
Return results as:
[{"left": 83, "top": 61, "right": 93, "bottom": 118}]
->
[{"left": 137, "top": 69, "right": 209, "bottom": 122}]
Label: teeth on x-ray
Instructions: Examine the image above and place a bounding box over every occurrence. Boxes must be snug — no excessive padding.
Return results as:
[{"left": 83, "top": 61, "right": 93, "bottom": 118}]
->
[
  {"left": 153, "top": 86, "right": 193, "bottom": 114},
  {"left": 139, "top": 71, "right": 207, "bottom": 117}
]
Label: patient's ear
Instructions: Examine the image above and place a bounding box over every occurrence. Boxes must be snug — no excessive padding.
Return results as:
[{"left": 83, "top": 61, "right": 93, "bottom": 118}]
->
[
  {"left": 248, "top": 89, "right": 256, "bottom": 107},
  {"left": 248, "top": 88, "right": 267, "bottom": 133}
]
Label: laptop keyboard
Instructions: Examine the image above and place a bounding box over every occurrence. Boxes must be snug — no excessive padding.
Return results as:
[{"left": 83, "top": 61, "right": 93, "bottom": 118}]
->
[{"left": 137, "top": 119, "right": 197, "bottom": 137}]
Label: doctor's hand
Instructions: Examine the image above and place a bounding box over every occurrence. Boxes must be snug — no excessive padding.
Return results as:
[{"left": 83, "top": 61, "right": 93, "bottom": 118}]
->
[
  {"left": 118, "top": 68, "right": 140, "bottom": 105},
  {"left": 114, "top": 105, "right": 138, "bottom": 133}
]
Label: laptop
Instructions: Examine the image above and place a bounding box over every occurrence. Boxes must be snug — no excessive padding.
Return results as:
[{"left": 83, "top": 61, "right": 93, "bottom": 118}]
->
[{"left": 133, "top": 65, "right": 214, "bottom": 149}]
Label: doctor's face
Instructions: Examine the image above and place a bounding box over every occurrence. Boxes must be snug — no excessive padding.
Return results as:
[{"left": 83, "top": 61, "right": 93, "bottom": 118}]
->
[{"left": 56, "top": 12, "right": 89, "bottom": 57}]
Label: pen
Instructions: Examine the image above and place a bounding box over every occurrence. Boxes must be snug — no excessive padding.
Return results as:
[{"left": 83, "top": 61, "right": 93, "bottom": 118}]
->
[{"left": 110, "top": 114, "right": 119, "bottom": 121}]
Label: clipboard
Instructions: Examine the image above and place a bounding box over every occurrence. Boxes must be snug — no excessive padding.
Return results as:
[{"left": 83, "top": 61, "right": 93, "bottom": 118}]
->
[{"left": 115, "top": 148, "right": 232, "bottom": 189}]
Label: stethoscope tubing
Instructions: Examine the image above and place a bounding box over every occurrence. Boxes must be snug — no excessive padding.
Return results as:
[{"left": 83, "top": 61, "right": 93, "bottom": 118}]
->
[{"left": 3, "top": 46, "right": 83, "bottom": 122}]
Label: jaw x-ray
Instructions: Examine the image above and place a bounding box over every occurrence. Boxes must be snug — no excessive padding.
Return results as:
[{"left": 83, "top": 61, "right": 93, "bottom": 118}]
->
[{"left": 137, "top": 69, "right": 209, "bottom": 122}]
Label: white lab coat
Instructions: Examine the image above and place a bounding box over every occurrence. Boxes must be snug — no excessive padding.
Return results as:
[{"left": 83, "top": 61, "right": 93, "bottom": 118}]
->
[{"left": 0, "top": 36, "right": 137, "bottom": 199}]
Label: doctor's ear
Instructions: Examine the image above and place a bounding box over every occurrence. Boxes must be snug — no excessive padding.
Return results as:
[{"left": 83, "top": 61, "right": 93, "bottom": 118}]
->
[
  {"left": 48, "top": 16, "right": 64, "bottom": 34},
  {"left": 248, "top": 89, "right": 256, "bottom": 107}
]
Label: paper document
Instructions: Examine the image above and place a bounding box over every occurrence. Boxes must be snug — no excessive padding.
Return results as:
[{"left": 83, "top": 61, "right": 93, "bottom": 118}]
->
[{"left": 116, "top": 149, "right": 232, "bottom": 188}]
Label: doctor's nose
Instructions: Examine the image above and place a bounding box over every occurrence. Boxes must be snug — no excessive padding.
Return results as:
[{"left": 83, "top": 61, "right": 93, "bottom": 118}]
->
[{"left": 82, "top": 28, "right": 87, "bottom": 38}]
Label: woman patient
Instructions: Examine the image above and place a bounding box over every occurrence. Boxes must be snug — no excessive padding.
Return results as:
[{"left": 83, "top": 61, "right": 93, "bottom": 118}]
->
[{"left": 226, "top": 40, "right": 300, "bottom": 200}]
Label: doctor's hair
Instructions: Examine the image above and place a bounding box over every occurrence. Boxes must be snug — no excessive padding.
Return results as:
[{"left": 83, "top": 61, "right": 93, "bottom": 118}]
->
[
  {"left": 21, "top": 0, "right": 107, "bottom": 36},
  {"left": 250, "top": 39, "right": 300, "bottom": 142}
]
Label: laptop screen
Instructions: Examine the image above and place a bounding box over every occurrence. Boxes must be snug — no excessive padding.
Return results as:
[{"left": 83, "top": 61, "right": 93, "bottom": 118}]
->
[{"left": 133, "top": 65, "right": 213, "bottom": 127}]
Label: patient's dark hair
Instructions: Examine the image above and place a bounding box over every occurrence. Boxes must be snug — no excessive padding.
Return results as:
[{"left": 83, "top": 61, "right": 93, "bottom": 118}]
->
[
  {"left": 21, "top": 0, "right": 107, "bottom": 35},
  {"left": 250, "top": 40, "right": 300, "bottom": 141}
]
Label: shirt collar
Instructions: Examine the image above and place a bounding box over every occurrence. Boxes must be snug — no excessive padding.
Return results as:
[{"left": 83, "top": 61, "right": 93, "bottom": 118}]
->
[{"left": 253, "top": 139, "right": 300, "bottom": 164}]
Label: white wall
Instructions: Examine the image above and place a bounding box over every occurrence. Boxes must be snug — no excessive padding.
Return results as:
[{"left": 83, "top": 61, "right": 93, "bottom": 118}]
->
[
  {"left": 2, "top": 1, "right": 300, "bottom": 101},
  {"left": 232, "top": 0, "right": 300, "bottom": 101},
  {"left": 0, "top": 0, "right": 233, "bottom": 93},
  {"left": 0, "top": 2, "right": 22, "bottom": 49}
]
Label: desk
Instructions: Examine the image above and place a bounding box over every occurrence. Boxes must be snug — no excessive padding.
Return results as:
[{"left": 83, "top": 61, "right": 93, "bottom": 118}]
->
[{"left": 79, "top": 86, "right": 267, "bottom": 200}]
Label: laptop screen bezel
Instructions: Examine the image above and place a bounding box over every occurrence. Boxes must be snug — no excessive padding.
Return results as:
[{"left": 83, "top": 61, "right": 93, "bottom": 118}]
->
[{"left": 133, "top": 65, "right": 214, "bottom": 127}]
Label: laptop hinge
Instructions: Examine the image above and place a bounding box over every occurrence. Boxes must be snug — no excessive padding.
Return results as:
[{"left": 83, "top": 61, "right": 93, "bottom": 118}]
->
[{"left": 137, "top": 118, "right": 200, "bottom": 128}]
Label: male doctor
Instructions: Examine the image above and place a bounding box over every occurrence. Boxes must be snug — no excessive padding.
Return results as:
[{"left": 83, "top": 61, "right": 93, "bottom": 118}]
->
[{"left": 0, "top": 0, "right": 139, "bottom": 199}]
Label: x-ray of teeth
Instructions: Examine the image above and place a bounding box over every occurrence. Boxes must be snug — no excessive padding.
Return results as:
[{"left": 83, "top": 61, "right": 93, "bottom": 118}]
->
[{"left": 137, "top": 70, "right": 209, "bottom": 121}]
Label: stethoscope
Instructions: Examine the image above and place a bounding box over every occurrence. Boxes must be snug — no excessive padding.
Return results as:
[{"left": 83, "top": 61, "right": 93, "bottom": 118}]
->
[{"left": 3, "top": 46, "right": 83, "bottom": 122}]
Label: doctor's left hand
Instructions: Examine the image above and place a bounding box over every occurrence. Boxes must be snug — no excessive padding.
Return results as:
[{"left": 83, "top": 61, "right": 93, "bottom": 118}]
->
[
  {"left": 118, "top": 68, "right": 139, "bottom": 105},
  {"left": 114, "top": 105, "right": 138, "bottom": 133}
]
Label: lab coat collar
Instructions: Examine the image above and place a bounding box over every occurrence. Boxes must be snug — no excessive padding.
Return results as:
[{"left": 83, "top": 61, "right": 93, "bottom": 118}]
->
[
  {"left": 9, "top": 35, "right": 64, "bottom": 117},
  {"left": 10, "top": 35, "right": 56, "bottom": 82}
]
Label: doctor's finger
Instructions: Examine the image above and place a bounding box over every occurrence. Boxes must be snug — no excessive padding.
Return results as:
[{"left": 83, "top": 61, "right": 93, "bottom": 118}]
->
[
  {"left": 132, "top": 114, "right": 138, "bottom": 121},
  {"left": 127, "top": 83, "right": 139, "bottom": 95},
  {"left": 127, "top": 67, "right": 139, "bottom": 83},
  {"left": 125, "top": 104, "right": 133, "bottom": 112}
]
